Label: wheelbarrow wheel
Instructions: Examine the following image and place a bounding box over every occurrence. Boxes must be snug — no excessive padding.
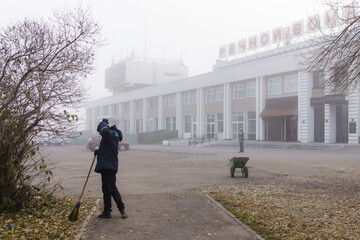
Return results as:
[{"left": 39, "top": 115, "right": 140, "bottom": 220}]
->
[
  {"left": 230, "top": 166, "right": 235, "bottom": 178},
  {"left": 244, "top": 167, "right": 248, "bottom": 178}
]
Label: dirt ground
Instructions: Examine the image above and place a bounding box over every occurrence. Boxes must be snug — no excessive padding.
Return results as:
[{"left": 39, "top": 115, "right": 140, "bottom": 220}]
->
[{"left": 41, "top": 143, "right": 360, "bottom": 239}]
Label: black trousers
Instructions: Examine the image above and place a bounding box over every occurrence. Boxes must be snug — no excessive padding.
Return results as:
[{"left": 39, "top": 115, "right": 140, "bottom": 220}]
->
[
  {"left": 239, "top": 141, "right": 244, "bottom": 152},
  {"left": 100, "top": 169, "right": 125, "bottom": 213}
]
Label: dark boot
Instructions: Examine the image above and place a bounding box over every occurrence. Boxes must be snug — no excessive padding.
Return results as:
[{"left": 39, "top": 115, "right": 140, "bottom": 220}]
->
[
  {"left": 120, "top": 209, "right": 128, "bottom": 219},
  {"left": 97, "top": 210, "right": 111, "bottom": 218}
]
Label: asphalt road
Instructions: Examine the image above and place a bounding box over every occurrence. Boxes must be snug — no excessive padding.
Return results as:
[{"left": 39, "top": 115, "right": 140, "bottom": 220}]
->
[{"left": 41, "top": 143, "right": 360, "bottom": 239}]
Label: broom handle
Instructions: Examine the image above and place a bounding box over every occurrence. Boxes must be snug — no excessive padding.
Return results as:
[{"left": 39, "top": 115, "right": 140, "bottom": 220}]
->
[{"left": 79, "top": 154, "right": 96, "bottom": 202}]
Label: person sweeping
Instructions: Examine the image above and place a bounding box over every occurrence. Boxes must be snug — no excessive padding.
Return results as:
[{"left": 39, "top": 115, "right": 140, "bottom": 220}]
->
[{"left": 94, "top": 118, "right": 128, "bottom": 219}]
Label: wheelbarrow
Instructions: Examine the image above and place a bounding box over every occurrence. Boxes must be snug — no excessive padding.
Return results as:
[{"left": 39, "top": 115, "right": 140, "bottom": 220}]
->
[{"left": 229, "top": 157, "right": 249, "bottom": 178}]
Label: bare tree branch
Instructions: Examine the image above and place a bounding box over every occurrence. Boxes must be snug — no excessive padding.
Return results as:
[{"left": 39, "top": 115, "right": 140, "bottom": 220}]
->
[
  {"left": 306, "top": 0, "right": 360, "bottom": 92},
  {"left": 0, "top": 6, "right": 103, "bottom": 210}
]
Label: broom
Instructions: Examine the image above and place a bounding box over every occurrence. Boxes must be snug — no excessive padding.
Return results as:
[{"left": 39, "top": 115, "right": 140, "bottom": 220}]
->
[{"left": 68, "top": 154, "right": 96, "bottom": 221}]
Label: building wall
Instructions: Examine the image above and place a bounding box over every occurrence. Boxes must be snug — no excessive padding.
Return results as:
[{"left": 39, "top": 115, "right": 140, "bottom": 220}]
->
[{"left": 85, "top": 42, "right": 360, "bottom": 144}]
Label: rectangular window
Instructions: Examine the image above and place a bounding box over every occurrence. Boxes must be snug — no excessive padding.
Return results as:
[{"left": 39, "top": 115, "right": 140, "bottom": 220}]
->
[
  {"left": 206, "top": 88, "right": 215, "bottom": 102},
  {"left": 268, "top": 77, "right": 282, "bottom": 95},
  {"left": 247, "top": 81, "right": 256, "bottom": 97},
  {"left": 123, "top": 103, "right": 128, "bottom": 113},
  {"left": 146, "top": 117, "right": 156, "bottom": 132},
  {"left": 171, "top": 95, "right": 176, "bottom": 107},
  {"left": 166, "top": 116, "right": 176, "bottom": 130},
  {"left": 103, "top": 106, "right": 109, "bottom": 115},
  {"left": 217, "top": 113, "right": 224, "bottom": 132},
  {"left": 136, "top": 101, "right": 141, "bottom": 111},
  {"left": 313, "top": 70, "right": 325, "bottom": 89},
  {"left": 216, "top": 87, "right": 224, "bottom": 101},
  {"left": 136, "top": 119, "right": 141, "bottom": 133},
  {"left": 192, "top": 91, "right": 197, "bottom": 104},
  {"left": 149, "top": 98, "right": 156, "bottom": 109},
  {"left": 123, "top": 120, "right": 128, "bottom": 134},
  {"left": 206, "top": 114, "right": 215, "bottom": 139},
  {"left": 234, "top": 83, "right": 245, "bottom": 99},
  {"left": 111, "top": 104, "right": 118, "bottom": 115},
  {"left": 172, "top": 116, "right": 176, "bottom": 130},
  {"left": 184, "top": 92, "right": 191, "bottom": 105},
  {"left": 192, "top": 116, "right": 197, "bottom": 138},
  {"left": 232, "top": 112, "right": 244, "bottom": 139},
  {"left": 165, "top": 96, "right": 171, "bottom": 107},
  {"left": 184, "top": 115, "right": 191, "bottom": 132},
  {"left": 165, "top": 117, "right": 171, "bottom": 130},
  {"left": 285, "top": 74, "right": 298, "bottom": 93},
  {"left": 247, "top": 112, "right": 256, "bottom": 140}
]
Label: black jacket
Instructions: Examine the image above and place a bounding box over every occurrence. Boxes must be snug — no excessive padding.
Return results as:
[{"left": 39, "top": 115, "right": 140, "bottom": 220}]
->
[{"left": 94, "top": 123, "right": 120, "bottom": 173}]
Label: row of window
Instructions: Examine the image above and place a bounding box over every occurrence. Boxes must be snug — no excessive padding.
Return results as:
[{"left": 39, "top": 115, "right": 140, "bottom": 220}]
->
[
  {"left": 115, "top": 111, "right": 256, "bottom": 140},
  {"left": 100, "top": 73, "right": 299, "bottom": 114},
  {"left": 268, "top": 74, "right": 298, "bottom": 95},
  {"left": 184, "top": 91, "right": 197, "bottom": 105},
  {"left": 184, "top": 112, "right": 256, "bottom": 139},
  {"left": 205, "top": 87, "right": 224, "bottom": 102},
  {"left": 165, "top": 95, "right": 177, "bottom": 108}
]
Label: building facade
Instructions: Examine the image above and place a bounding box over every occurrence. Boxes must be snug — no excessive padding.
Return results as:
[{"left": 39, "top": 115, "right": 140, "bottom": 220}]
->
[{"left": 85, "top": 41, "right": 360, "bottom": 144}]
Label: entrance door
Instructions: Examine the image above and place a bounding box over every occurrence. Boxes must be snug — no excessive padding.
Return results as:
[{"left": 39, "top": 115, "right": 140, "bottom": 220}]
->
[
  {"left": 336, "top": 104, "right": 348, "bottom": 143},
  {"left": 267, "top": 116, "right": 282, "bottom": 141},
  {"left": 192, "top": 116, "right": 197, "bottom": 138},
  {"left": 314, "top": 106, "right": 324, "bottom": 142},
  {"left": 206, "top": 114, "right": 215, "bottom": 139},
  {"left": 286, "top": 115, "right": 298, "bottom": 142}
]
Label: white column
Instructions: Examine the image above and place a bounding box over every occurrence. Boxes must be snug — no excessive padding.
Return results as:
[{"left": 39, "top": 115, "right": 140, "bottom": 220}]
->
[
  {"left": 143, "top": 98, "right": 147, "bottom": 132},
  {"left": 348, "top": 86, "right": 360, "bottom": 144},
  {"left": 85, "top": 108, "right": 91, "bottom": 131},
  {"left": 258, "top": 76, "right": 266, "bottom": 140},
  {"left": 324, "top": 70, "right": 336, "bottom": 143},
  {"left": 197, "top": 88, "right": 205, "bottom": 138},
  {"left": 118, "top": 103, "right": 122, "bottom": 119},
  {"left": 158, "top": 96, "right": 163, "bottom": 130},
  {"left": 223, "top": 83, "right": 232, "bottom": 139},
  {"left": 324, "top": 104, "right": 336, "bottom": 143},
  {"left": 298, "top": 71, "right": 314, "bottom": 143},
  {"left": 101, "top": 105, "right": 105, "bottom": 117},
  {"left": 176, "top": 92, "right": 183, "bottom": 138},
  {"left": 92, "top": 108, "right": 97, "bottom": 134},
  {"left": 129, "top": 101, "right": 135, "bottom": 134}
]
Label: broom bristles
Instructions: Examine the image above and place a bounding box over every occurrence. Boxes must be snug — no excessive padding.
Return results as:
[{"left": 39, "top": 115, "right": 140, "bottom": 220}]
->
[{"left": 68, "top": 202, "right": 81, "bottom": 221}]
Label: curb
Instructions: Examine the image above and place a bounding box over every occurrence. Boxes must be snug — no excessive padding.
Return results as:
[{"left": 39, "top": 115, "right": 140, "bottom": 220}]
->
[
  {"left": 74, "top": 199, "right": 100, "bottom": 240},
  {"left": 205, "top": 194, "right": 265, "bottom": 240}
]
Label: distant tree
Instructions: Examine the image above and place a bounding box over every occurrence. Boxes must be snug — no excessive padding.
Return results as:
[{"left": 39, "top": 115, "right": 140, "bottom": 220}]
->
[
  {"left": 307, "top": 0, "right": 360, "bottom": 91},
  {"left": 0, "top": 7, "right": 103, "bottom": 210}
]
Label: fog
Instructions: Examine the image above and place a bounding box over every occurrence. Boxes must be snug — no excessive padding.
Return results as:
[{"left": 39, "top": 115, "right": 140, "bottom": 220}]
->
[
  {"left": 0, "top": 0, "right": 331, "bottom": 129},
  {"left": 0, "top": 0, "right": 327, "bottom": 98}
]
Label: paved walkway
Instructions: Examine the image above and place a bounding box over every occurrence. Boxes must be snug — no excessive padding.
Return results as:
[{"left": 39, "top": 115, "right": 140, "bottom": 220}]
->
[
  {"left": 81, "top": 191, "right": 261, "bottom": 240},
  {"left": 47, "top": 144, "right": 360, "bottom": 239},
  {"left": 66, "top": 144, "right": 264, "bottom": 240}
]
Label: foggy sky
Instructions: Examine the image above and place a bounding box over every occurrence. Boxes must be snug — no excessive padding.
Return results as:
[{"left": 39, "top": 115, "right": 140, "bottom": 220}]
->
[{"left": 0, "top": 0, "right": 326, "bottom": 100}]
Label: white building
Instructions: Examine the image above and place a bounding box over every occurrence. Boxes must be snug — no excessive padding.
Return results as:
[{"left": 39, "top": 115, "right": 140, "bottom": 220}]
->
[{"left": 85, "top": 40, "right": 360, "bottom": 145}]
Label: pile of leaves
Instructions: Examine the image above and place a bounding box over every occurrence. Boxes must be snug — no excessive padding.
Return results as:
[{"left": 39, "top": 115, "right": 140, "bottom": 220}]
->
[
  {"left": 210, "top": 185, "right": 360, "bottom": 240},
  {"left": 0, "top": 197, "right": 95, "bottom": 240}
]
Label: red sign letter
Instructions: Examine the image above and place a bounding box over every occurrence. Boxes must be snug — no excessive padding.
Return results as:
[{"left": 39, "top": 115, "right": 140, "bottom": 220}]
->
[
  {"left": 248, "top": 35, "right": 258, "bottom": 50},
  {"left": 219, "top": 45, "right": 227, "bottom": 58},
  {"left": 292, "top": 20, "right": 304, "bottom": 37},
  {"left": 307, "top": 15, "right": 320, "bottom": 32},
  {"left": 324, "top": 10, "right": 338, "bottom": 27},
  {"left": 272, "top": 27, "right": 283, "bottom": 42},
  {"left": 238, "top": 39, "right": 247, "bottom": 54},
  {"left": 343, "top": 6, "right": 356, "bottom": 21},
  {"left": 260, "top": 31, "right": 270, "bottom": 46},
  {"left": 228, "top": 42, "right": 236, "bottom": 56}
]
